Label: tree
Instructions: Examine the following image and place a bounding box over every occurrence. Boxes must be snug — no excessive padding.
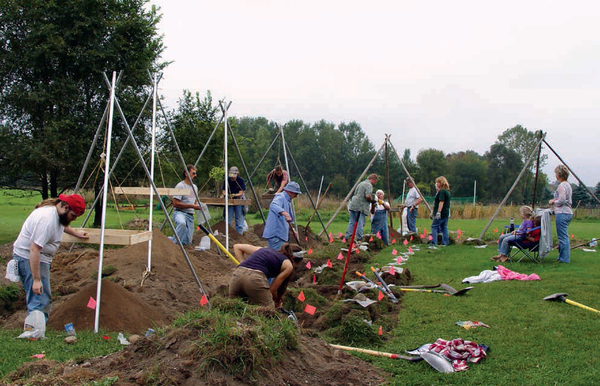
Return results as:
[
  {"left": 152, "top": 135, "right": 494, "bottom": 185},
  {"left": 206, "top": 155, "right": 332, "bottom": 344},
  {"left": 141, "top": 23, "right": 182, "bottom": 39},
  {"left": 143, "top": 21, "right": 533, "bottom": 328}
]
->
[
  {"left": 415, "top": 149, "right": 447, "bottom": 195},
  {"left": 484, "top": 144, "right": 525, "bottom": 203},
  {"left": 0, "top": 0, "right": 165, "bottom": 198},
  {"left": 497, "top": 125, "right": 547, "bottom": 170},
  {"left": 446, "top": 151, "right": 488, "bottom": 200},
  {"left": 595, "top": 182, "right": 600, "bottom": 207},
  {"left": 572, "top": 183, "right": 591, "bottom": 207}
]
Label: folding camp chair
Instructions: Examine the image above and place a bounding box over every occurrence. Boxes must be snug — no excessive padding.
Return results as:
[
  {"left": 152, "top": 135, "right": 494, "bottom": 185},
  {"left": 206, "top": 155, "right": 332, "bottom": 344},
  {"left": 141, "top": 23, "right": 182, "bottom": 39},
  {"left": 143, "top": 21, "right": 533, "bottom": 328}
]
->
[{"left": 508, "top": 226, "right": 541, "bottom": 263}]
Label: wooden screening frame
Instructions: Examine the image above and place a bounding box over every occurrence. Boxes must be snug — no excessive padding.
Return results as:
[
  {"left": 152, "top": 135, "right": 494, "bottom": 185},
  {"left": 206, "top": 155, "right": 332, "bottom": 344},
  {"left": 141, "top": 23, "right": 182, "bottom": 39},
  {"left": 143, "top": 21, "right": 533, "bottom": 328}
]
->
[{"left": 62, "top": 228, "right": 152, "bottom": 245}]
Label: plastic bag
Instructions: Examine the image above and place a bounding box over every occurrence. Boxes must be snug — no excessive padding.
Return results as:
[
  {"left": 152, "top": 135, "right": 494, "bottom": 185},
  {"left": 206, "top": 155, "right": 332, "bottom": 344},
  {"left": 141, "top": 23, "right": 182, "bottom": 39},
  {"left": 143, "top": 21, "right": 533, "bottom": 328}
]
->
[
  {"left": 18, "top": 310, "right": 46, "bottom": 339},
  {"left": 5, "top": 259, "right": 21, "bottom": 283}
]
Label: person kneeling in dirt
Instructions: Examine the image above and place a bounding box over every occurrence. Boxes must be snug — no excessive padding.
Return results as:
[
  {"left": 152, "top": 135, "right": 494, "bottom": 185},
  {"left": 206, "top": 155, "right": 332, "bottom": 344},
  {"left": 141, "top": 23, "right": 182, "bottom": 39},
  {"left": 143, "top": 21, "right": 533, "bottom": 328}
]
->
[
  {"left": 229, "top": 243, "right": 304, "bottom": 308},
  {"left": 262, "top": 181, "right": 302, "bottom": 250},
  {"left": 12, "top": 194, "right": 89, "bottom": 322}
]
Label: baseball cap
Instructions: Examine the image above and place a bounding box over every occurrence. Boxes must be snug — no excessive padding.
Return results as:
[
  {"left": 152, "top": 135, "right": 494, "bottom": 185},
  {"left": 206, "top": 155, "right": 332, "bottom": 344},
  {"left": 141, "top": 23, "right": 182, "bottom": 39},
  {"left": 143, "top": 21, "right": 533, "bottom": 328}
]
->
[{"left": 229, "top": 166, "right": 239, "bottom": 177}]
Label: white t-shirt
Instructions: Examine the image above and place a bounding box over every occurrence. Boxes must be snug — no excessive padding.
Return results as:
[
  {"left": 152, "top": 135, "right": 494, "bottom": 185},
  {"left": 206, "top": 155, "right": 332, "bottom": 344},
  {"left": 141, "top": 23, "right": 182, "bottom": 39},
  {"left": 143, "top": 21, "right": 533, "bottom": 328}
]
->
[
  {"left": 173, "top": 181, "right": 198, "bottom": 214},
  {"left": 405, "top": 187, "right": 420, "bottom": 208},
  {"left": 13, "top": 206, "right": 65, "bottom": 264}
]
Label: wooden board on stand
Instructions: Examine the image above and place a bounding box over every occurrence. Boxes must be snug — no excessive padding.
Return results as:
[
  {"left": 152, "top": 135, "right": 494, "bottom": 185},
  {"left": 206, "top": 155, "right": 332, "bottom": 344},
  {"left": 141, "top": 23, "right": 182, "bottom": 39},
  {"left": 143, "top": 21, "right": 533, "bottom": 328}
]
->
[
  {"left": 113, "top": 187, "right": 191, "bottom": 196},
  {"left": 62, "top": 228, "right": 153, "bottom": 245},
  {"left": 200, "top": 198, "right": 251, "bottom": 206}
]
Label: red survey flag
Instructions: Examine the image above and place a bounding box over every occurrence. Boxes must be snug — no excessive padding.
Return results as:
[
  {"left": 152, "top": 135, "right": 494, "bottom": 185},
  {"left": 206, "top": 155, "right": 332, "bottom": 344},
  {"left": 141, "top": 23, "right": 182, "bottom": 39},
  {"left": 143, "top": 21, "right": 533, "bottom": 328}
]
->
[
  {"left": 408, "top": 246, "right": 413, "bottom": 254},
  {"left": 312, "top": 275, "right": 316, "bottom": 284},
  {"left": 378, "top": 325, "right": 383, "bottom": 335},
  {"left": 342, "top": 237, "right": 346, "bottom": 243},
  {"left": 308, "top": 248, "right": 313, "bottom": 255},
  {"left": 196, "top": 226, "right": 200, "bottom": 231},
  {"left": 428, "top": 235, "right": 433, "bottom": 241},
  {"left": 420, "top": 234, "right": 425, "bottom": 239},
  {"left": 200, "top": 294, "right": 208, "bottom": 306},
  {"left": 306, "top": 261, "right": 312, "bottom": 269},
  {"left": 305, "top": 236, "right": 308, "bottom": 242},
  {"left": 403, "top": 239, "right": 408, "bottom": 245},
  {"left": 103, "top": 335, "right": 110, "bottom": 340},
  {"left": 376, "top": 231, "right": 382, "bottom": 239},
  {"left": 571, "top": 234, "right": 574, "bottom": 239},
  {"left": 410, "top": 235, "right": 413, "bottom": 241},
  {"left": 304, "top": 304, "right": 316, "bottom": 315},
  {"left": 494, "top": 228, "right": 498, "bottom": 233},
  {"left": 327, "top": 259, "right": 333, "bottom": 268},
  {"left": 329, "top": 232, "right": 333, "bottom": 239},
  {"left": 30, "top": 354, "right": 45, "bottom": 359},
  {"left": 392, "top": 249, "right": 398, "bottom": 255},
  {"left": 338, "top": 232, "right": 343, "bottom": 238},
  {"left": 378, "top": 291, "right": 384, "bottom": 301},
  {"left": 396, "top": 257, "right": 403, "bottom": 264},
  {"left": 392, "top": 238, "right": 396, "bottom": 244},
  {"left": 298, "top": 291, "right": 305, "bottom": 302},
  {"left": 329, "top": 237, "right": 334, "bottom": 243},
  {"left": 369, "top": 236, "right": 373, "bottom": 242},
  {"left": 389, "top": 266, "right": 395, "bottom": 275},
  {"left": 337, "top": 252, "right": 344, "bottom": 260},
  {"left": 87, "top": 297, "right": 97, "bottom": 310}
]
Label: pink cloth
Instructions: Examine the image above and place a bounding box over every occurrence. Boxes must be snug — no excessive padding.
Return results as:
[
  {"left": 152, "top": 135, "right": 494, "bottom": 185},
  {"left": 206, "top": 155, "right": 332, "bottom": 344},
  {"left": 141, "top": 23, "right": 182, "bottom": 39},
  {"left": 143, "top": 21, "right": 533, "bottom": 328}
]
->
[{"left": 497, "top": 265, "right": 541, "bottom": 281}]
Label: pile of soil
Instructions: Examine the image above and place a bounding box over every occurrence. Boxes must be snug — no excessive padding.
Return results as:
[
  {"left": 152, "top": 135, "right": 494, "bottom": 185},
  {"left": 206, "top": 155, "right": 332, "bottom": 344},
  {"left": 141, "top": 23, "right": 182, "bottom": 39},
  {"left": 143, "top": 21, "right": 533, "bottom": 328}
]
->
[
  {"left": 47, "top": 279, "right": 169, "bottom": 334},
  {"left": 5, "top": 335, "right": 387, "bottom": 386}
]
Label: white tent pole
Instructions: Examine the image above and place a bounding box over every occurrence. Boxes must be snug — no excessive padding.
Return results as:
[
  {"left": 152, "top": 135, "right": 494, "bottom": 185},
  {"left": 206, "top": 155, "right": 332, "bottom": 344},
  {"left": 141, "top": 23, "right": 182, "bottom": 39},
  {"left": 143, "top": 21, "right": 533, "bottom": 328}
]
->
[
  {"left": 222, "top": 100, "right": 229, "bottom": 251},
  {"left": 94, "top": 71, "right": 117, "bottom": 333},
  {"left": 147, "top": 73, "right": 158, "bottom": 272},
  {"left": 473, "top": 180, "right": 477, "bottom": 206},
  {"left": 280, "top": 123, "right": 297, "bottom": 233}
]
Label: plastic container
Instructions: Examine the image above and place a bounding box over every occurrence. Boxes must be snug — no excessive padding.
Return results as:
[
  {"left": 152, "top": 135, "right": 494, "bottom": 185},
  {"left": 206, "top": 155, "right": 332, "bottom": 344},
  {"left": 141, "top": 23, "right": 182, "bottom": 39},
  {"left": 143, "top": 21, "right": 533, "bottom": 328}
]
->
[
  {"left": 64, "top": 322, "right": 76, "bottom": 336},
  {"left": 199, "top": 236, "right": 210, "bottom": 251},
  {"left": 509, "top": 217, "right": 515, "bottom": 232}
]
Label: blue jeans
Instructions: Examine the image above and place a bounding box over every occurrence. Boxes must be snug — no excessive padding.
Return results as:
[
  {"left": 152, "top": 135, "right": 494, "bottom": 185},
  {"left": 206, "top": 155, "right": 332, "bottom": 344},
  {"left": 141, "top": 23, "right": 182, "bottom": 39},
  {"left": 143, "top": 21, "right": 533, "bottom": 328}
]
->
[
  {"left": 171, "top": 210, "right": 194, "bottom": 245},
  {"left": 430, "top": 217, "right": 449, "bottom": 245},
  {"left": 407, "top": 207, "right": 418, "bottom": 233},
  {"left": 14, "top": 254, "right": 52, "bottom": 321},
  {"left": 371, "top": 210, "right": 389, "bottom": 245},
  {"left": 498, "top": 233, "right": 518, "bottom": 256},
  {"left": 345, "top": 210, "right": 367, "bottom": 242},
  {"left": 266, "top": 236, "right": 286, "bottom": 251},
  {"left": 228, "top": 205, "right": 245, "bottom": 235},
  {"left": 556, "top": 213, "right": 573, "bottom": 263}
]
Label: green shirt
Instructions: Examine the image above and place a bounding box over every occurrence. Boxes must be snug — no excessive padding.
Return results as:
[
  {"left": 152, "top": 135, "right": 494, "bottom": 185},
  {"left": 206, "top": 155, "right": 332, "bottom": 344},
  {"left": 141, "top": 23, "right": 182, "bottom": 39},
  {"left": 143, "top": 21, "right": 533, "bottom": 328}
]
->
[
  {"left": 434, "top": 189, "right": 450, "bottom": 218},
  {"left": 348, "top": 180, "right": 373, "bottom": 215}
]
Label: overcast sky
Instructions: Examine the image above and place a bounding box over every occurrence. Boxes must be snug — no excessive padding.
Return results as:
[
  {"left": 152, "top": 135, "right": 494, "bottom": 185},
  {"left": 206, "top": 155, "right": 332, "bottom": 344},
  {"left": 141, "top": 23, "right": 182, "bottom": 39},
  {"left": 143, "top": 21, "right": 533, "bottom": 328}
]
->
[{"left": 151, "top": 0, "right": 599, "bottom": 187}]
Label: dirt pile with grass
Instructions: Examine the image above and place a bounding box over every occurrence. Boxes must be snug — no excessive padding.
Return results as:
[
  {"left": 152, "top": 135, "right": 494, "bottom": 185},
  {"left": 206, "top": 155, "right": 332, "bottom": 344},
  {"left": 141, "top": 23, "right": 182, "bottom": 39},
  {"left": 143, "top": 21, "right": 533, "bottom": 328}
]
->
[{"left": 5, "top": 298, "right": 388, "bottom": 386}]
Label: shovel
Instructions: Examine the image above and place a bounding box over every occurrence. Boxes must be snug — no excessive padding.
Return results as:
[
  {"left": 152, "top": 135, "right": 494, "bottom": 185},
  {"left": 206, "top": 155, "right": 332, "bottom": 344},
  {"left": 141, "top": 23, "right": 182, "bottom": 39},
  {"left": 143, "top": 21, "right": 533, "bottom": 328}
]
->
[
  {"left": 400, "top": 285, "right": 474, "bottom": 296},
  {"left": 329, "top": 344, "right": 422, "bottom": 362},
  {"left": 355, "top": 271, "right": 398, "bottom": 303},
  {"left": 543, "top": 293, "right": 600, "bottom": 315},
  {"left": 370, "top": 267, "right": 399, "bottom": 303}
]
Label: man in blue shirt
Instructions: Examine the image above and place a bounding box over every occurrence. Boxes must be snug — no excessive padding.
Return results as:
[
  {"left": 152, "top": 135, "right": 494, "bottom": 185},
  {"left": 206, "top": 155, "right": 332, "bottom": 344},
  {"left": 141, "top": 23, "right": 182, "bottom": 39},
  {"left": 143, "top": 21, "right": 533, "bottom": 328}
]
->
[
  {"left": 262, "top": 181, "right": 302, "bottom": 250},
  {"left": 222, "top": 166, "right": 246, "bottom": 234}
]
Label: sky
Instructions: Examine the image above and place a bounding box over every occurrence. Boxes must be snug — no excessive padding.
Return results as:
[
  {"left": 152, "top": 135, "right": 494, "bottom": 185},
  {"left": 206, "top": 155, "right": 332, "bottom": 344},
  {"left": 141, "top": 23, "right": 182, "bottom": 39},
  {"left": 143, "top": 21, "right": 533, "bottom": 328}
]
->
[{"left": 151, "top": 0, "right": 600, "bottom": 186}]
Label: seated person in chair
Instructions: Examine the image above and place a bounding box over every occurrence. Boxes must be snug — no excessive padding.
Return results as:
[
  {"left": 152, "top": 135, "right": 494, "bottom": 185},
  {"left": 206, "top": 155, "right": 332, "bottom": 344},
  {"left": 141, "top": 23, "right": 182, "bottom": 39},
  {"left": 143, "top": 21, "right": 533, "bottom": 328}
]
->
[
  {"left": 519, "top": 215, "right": 541, "bottom": 246},
  {"left": 491, "top": 206, "right": 534, "bottom": 262}
]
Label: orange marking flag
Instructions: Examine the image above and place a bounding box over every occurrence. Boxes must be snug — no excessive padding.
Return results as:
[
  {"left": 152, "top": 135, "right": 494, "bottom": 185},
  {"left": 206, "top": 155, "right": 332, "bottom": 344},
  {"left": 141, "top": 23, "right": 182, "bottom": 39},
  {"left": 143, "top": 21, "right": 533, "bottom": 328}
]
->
[
  {"left": 200, "top": 294, "right": 208, "bottom": 306},
  {"left": 327, "top": 259, "right": 333, "bottom": 268},
  {"left": 298, "top": 291, "right": 305, "bottom": 302},
  {"left": 306, "top": 261, "right": 311, "bottom": 269},
  {"left": 304, "top": 304, "right": 316, "bottom": 315},
  {"left": 337, "top": 252, "right": 344, "bottom": 260},
  {"left": 378, "top": 291, "right": 384, "bottom": 301},
  {"left": 87, "top": 297, "right": 97, "bottom": 310}
]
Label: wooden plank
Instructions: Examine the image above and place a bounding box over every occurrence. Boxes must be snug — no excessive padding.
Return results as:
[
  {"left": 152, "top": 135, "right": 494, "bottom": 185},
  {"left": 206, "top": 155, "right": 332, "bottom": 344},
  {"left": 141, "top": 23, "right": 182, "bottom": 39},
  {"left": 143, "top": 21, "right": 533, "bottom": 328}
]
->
[
  {"left": 113, "top": 187, "right": 192, "bottom": 196},
  {"left": 61, "top": 228, "right": 152, "bottom": 245},
  {"left": 200, "top": 198, "right": 251, "bottom": 206}
]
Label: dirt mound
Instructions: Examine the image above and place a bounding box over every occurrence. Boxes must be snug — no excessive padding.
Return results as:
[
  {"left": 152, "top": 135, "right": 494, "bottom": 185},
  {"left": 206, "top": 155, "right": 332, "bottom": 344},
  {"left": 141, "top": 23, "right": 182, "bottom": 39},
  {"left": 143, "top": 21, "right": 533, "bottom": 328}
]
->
[
  {"left": 5, "top": 334, "right": 386, "bottom": 386},
  {"left": 47, "top": 279, "right": 168, "bottom": 334}
]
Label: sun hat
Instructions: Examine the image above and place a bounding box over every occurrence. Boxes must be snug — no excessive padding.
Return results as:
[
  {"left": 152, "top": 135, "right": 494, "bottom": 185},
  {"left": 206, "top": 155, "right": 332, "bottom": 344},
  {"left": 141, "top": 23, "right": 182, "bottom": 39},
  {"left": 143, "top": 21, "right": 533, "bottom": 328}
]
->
[{"left": 284, "top": 181, "right": 301, "bottom": 194}]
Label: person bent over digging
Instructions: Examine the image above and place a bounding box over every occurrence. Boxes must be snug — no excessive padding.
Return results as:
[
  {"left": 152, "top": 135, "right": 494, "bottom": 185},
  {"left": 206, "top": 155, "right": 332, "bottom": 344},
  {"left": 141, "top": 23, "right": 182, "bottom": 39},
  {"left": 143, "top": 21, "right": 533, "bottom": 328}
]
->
[
  {"left": 229, "top": 243, "right": 304, "bottom": 308},
  {"left": 491, "top": 205, "right": 534, "bottom": 262}
]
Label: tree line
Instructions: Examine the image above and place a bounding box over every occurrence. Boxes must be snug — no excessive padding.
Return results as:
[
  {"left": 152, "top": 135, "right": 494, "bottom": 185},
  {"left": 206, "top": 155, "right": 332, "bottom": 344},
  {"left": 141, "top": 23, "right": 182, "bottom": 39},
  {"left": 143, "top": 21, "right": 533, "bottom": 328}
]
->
[{"left": 1, "top": 0, "right": 599, "bottom": 208}]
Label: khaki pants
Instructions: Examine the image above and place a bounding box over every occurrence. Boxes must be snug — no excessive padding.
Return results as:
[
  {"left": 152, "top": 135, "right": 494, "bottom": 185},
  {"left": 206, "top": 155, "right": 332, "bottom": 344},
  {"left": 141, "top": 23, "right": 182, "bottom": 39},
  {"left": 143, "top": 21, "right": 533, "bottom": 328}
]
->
[{"left": 229, "top": 267, "right": 274, "bottom": 307}]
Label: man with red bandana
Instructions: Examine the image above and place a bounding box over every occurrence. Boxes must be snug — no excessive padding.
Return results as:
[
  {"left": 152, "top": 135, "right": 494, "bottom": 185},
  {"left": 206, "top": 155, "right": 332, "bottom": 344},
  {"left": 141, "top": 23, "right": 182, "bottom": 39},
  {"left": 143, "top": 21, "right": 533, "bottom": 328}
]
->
[{"left": 12, "top": 194, "right": 89, "bottom": 321}]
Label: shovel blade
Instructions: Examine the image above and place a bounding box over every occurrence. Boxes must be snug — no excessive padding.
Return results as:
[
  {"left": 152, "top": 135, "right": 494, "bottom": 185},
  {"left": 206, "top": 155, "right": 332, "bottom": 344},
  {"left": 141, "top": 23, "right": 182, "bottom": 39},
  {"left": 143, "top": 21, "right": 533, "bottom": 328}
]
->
[{"left": 543, "top": 293, "right": 568, "bottom": 301}]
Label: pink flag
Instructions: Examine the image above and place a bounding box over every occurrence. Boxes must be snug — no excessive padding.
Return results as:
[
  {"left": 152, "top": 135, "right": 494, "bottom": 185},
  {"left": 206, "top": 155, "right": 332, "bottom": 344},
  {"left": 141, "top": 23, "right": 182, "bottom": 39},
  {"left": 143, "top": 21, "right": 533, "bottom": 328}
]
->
[
  {"left": 308, "top": 248, "right": 313, "bottom": 255},
  {"left": 305, "top": 236, "right": 308, "bottom": 242},
  {"left": 376, "top": 231, "right": 382, "bottom": 239},
  {"left": 396, "top": 257, "right": 403, "bottom": 264},
  {"left": 87, "top": 297, "right": 97, "bottom": 310},
  {"left": 327, "top": 259, "right": 333, "bottom": 268},
  {"left": 378, "top": 326, "right": 383, "bottom": 335},
  {"left": 337, "top": 252, "right": 344, "bottom": 260},
  {"left": 200, "top": 294, "right": 208, "bottom": 306},
  {"left": 329, "top": 237, "right": 334, "bottom": 243},
  {"left": 410, "top": 235, "right": 413, "bottom": 241},
  {"left": 403, "top": 239, "right": 408, "bottom": 246},
  {"left": 408, "top": 246, "right": 413, "bottom": 254},
  {"left": 338, "top": 232, "right": 343, "bottom": 238},
  {"left": 388, "top": 266, "right": 395, "bottom": 275},
  {"left": 304, "top": 304, "right": 316, "bottom": 315},
  {"left": 312, "top": 275, "right": 316, "bottom": 283},
  {"left": 298, "top": 291, "right": 305, "bottom": 302},
  {"left": 571, "top": 234, "right": 574, "bottom": 239},
  {"left": 342, "top": 237, "right": 346, "bottom": 243},
  {"left": 392, "top": 239, "right": 396, "bottom": 244},
  {"left": 428, "top": 235, "right": 433, "bottom": 241},
  {"left": 420, "top": 234, "right": 425, "bottom": 239},
  {"left": 30, "top": 354, "right": 45, "bottom": 359},
  {"left": 392, "top": 249, "right": 398, "bottom": 255},
  {"left": 196, "top": 226, "right": 200, "bottom": 231},
  {"left": 356, "top": 248, "right": 360, "bottom": 254},
  {"left": 378, "top": 291, "right": 384, "bottom": 301},
  {"left": 494, "top": 228, "right": 498, "bottom": 233},
  {"left": 329, "top": 232, "right": 333, "bottom": 239},
  {"left": 306, "top": 261, "right": 312, "bottom": 269},
  {"left": 369, "top": 236, "right": 373, "bottom": 242}
]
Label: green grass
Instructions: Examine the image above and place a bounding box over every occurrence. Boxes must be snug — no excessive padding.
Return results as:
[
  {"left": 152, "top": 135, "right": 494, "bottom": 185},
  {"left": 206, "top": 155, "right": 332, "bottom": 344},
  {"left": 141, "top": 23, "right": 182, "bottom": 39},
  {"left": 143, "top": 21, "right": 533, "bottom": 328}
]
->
[
  {"left": 0, "top": 329, "right": 124, "bottom": 378},
  {"left": 356, "top": 234, "right": 600, "bottom": 385}
]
